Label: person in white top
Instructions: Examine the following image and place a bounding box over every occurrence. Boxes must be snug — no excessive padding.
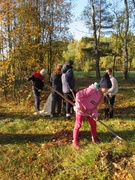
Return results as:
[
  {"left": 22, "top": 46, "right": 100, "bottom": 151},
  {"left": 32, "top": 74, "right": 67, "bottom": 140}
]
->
[{"left": 104, "top": 68, "right": 118, "bottom": 119}]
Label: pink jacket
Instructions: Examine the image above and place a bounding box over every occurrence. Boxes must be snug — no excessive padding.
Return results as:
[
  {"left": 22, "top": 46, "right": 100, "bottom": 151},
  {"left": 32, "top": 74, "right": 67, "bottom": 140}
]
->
[{"left": 74, "top": 84, "right": 103, "bottom": 117}]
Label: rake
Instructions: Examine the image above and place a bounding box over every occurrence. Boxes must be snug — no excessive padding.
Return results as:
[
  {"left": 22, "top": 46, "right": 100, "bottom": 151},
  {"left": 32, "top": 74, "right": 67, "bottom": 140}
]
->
[{"left": 46, "top": 83, "right": 123, "bottom": 142}]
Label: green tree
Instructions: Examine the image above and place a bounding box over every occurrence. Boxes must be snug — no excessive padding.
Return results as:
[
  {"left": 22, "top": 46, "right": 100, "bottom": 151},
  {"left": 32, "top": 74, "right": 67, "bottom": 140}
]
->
[
  {"left": 82, "top": 0, "right": 113, "bottom": 78},
  {"left": 109, "top": 0, "right": 135, "bottom": 79}
]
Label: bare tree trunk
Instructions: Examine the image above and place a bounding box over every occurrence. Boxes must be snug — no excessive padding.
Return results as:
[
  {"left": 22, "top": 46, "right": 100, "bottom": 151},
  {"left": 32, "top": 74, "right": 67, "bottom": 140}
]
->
[
  {"left": 90, "top": 0, "right": 100, "bottom": 78},
  {"left": 112, "top": 55, "right": 116, "bottom": 76},
  {"left": 123, "top": 0, "right": 129, "bottom": 79},
  {"left": 48, "top": 33, "right": 53, "bottom": 76}
]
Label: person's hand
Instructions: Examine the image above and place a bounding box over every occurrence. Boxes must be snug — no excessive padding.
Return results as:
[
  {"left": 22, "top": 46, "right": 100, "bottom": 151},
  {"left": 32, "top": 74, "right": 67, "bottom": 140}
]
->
[
  {"left": 94, "top": 117, "right": 98, "bottom": 121},
  {"left": 73, "top": 106, "right": 80, "bottom": 113},
  {"left": 38, "top": 89, "right": 42, "bottom": 92},
  {"left": 70, "top": 88, "right": 73, "bottom": 92},
  {"left": 93, "top": 117, "right": 98, "bottom": 121},
  {"left": 92, "top": 115, "right": 98, "bottom": 121},
  {"left": 104, "top": 92, "right": 108, "bottom": 96},
  {"left": 73, "top": 107, "right": 85, "bottom": 114},
  {"left": 24, "top": 76, "right": 28, "bottom": 80}
]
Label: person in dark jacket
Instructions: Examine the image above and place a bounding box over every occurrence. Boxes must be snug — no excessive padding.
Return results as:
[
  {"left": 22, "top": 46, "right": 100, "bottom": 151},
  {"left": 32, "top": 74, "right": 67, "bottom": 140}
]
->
[
  {"left": 61, "top": 60, "right": 76, "bottom": 120},
  {"left": 50, "top": 64, "right": 63, "bottom": 117},
  {"left": 26, "top": 69, "right": 46, "bottom": 115}
]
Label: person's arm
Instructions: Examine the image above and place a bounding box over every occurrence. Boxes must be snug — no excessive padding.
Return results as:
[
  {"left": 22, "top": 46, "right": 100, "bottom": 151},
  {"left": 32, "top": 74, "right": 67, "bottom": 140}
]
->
[
  {"left": 24, "top": 74, "right": 33, "bottom": 81},
  {"left": 65, "top": 69, "right": 74, "bottom": 89},
  {"left": 27, "top": 75, "right": 34, "bottom": 81},
  {"left": 75, "top": 87, "right": 93, "bottom": 110},
  {"left": 50, "top": 73, "right": 53, "bottom": 86}
]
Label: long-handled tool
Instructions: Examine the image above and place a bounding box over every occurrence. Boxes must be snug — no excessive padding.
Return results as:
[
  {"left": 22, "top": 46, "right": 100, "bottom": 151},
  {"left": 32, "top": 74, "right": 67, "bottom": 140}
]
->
[
  {"left": 98, "top": 120, "right": 122, "bottom": 141},
  {"left": 70, "top": 89, "right": 76, "bottom": 102},
  {"left": 46, "top": 83, "right": 123, "bottom": 141},
  {"left": 80, "top": 110, "right": 122, "bottom": 141},
  {"left": 76, "top": 107, "right": 122, "bottom": 141},
  {"left": 46, "top": 83, "right": 75, "bottom": 106}
]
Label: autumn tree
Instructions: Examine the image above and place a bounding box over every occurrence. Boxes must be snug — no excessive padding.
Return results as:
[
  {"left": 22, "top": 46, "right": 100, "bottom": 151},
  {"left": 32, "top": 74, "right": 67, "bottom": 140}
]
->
[
  {"left": 0, "top": 0, "right": 73, "bottom": 101},
  {"left": 40, "top": 0, "right": 73, "bottom": 74}
]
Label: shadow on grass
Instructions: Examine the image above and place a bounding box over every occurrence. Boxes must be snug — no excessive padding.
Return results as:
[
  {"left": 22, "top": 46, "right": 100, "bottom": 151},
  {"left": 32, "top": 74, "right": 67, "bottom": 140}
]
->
[
  {"left": 0, "top": 128, "right": 134, "bottom": 145},
  {"left": 0, "top": 112, "right": 50, "bottom": 121},
  {"left": 115, "top": 106, "right": 135, "bottom": 119},
  {"left": 80, "top": 129, "right": 135, "bottom": 142},
  {"left": 0, "top": 133, "right": 53, "bottom": 144},
  {"left": 99, "top": 105, "right": 135, "bottom": 120}
]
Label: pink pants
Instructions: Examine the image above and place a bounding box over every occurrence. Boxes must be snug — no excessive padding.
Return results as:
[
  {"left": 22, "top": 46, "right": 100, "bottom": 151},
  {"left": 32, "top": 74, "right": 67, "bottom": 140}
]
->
[{"left": 73, "top": 113, "right": 97, "bottom": 142}]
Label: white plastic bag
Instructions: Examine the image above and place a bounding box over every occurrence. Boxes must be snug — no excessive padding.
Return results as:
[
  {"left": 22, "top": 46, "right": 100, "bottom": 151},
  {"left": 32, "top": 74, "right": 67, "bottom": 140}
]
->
[{"left": 39, "top": 93, "right": 52, "bottom": 116}]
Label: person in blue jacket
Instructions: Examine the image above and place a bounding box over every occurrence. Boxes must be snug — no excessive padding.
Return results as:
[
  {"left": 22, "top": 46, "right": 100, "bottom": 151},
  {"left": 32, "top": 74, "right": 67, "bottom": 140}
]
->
[{"left": 61, "top": 60, "right": 76, "bottom": 120}]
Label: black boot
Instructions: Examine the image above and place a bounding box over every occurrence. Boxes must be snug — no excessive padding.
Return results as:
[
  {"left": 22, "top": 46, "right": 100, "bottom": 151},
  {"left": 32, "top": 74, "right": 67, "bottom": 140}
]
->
[
  {"left": 105, "top": 108, "right": 109, "bottom": 119},
  {"left": 109, "top": 109, "right": 113, "bottom": 118}
]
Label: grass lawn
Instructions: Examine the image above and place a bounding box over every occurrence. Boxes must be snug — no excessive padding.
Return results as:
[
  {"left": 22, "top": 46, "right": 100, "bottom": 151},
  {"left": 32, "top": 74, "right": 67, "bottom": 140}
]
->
[{"left": 0, "top": 72, "right": 135, "bottom": 180}]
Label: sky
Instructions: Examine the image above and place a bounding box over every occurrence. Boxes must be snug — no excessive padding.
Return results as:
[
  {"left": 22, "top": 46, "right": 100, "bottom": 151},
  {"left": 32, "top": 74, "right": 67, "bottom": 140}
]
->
[
  {"left": 69, "top": 0, "right": 125, "bottom": 40},
  {"left": 69, "top": 0, "right": 89, "bottom": 40}
]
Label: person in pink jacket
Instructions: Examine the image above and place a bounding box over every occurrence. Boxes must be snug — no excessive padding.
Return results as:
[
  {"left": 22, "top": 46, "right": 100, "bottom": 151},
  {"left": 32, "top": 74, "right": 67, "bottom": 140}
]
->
[{"left": 72, "top": 73, "right": 112, "bottom": 150}]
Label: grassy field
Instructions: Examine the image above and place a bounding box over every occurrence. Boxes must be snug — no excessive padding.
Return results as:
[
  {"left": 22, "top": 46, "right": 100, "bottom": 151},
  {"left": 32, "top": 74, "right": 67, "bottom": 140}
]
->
[{"left": 0, "top": 72, "right": 135, "bottom": 180}]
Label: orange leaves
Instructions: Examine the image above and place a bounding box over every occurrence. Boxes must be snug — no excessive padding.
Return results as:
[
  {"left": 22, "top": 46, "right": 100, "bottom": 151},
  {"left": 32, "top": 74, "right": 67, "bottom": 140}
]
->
[{"left": 95, "top": 150, "right": 135, "bottom": 180}]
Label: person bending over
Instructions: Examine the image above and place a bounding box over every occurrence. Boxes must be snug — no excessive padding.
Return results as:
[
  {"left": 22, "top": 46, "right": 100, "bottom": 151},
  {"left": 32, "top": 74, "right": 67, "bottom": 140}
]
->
[
  {"left": 72, "top": 73, "right": 112, "bottom": 150},
  {"left": 26, "top": 69, "right": 46, "bottom": 115}
]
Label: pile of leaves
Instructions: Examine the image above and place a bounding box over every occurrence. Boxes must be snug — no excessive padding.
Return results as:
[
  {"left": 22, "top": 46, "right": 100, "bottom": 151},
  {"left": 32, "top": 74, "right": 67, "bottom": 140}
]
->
[{"left": 94, "top": 150, "right": 135, "bottom": 180}]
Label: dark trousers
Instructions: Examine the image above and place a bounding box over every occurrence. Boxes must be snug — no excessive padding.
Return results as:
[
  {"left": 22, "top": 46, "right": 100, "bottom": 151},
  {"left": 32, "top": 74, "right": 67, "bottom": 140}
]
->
[
  {"left": 51, "top": 91, "right": 62, "bottom": 115},
  {"left": 64, "top": 92, "right": 74, "bottom": 116},
  {"left": 104, "top": 95, "right": 115, "bottom": 118},
  {"left": 33, "top": 88, "right": 40, "bottom": 111}
]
